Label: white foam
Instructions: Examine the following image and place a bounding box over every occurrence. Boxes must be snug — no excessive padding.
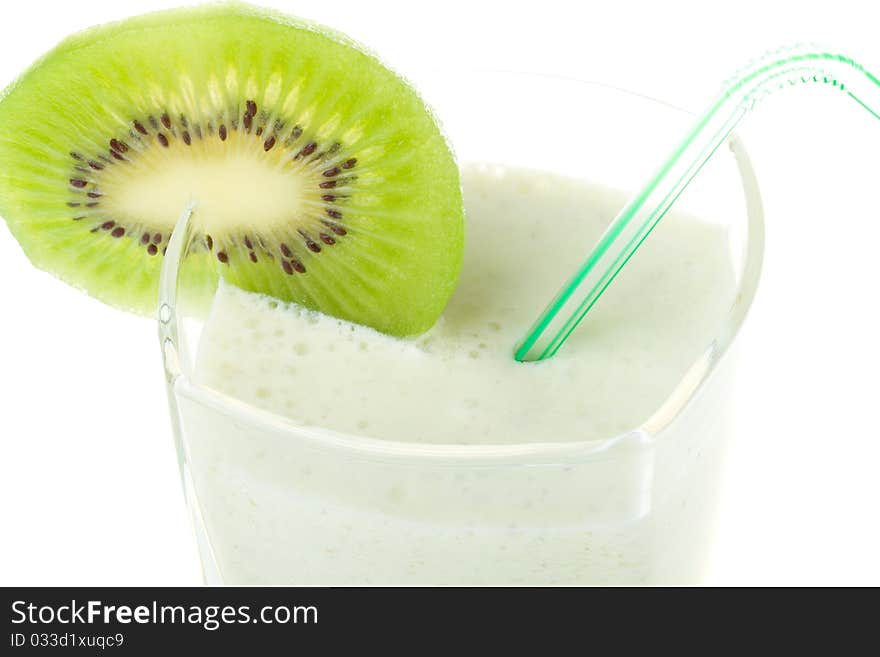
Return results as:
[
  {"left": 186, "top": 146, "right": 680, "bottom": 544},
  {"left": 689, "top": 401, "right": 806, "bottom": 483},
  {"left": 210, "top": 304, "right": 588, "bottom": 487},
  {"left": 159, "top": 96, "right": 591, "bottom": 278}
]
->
[{"left": 194, "top": 164, "right": 734, "bottom": 444}]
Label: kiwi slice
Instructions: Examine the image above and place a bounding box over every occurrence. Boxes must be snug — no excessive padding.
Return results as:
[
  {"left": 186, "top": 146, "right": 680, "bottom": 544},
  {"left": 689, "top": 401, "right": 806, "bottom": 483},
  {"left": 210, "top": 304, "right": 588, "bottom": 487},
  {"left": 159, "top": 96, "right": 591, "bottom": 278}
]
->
[{"left": 0, "top": 3, "right": 463, "bottom": 335}]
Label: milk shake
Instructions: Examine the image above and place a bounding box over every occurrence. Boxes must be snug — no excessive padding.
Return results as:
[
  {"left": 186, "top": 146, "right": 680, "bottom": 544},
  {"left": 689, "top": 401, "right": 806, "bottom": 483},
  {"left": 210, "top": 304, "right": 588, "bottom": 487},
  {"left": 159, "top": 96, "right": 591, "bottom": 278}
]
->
[{"left": 174, "top": 164, "right": 737, "bottom": 584}]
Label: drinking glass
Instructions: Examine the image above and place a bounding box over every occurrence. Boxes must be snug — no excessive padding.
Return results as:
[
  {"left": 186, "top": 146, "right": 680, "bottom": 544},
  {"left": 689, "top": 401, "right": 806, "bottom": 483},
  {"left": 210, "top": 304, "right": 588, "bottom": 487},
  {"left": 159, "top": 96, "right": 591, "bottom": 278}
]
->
[{"left": 158, "top": 71, "right": 764, "bottom": 585}]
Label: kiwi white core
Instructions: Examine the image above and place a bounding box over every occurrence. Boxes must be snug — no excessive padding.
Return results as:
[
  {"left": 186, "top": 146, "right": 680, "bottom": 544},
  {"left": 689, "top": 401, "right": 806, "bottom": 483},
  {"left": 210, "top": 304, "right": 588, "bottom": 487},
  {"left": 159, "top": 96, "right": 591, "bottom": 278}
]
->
[{"left": 100, "top": 131, "right": 321, "bottom": 234}]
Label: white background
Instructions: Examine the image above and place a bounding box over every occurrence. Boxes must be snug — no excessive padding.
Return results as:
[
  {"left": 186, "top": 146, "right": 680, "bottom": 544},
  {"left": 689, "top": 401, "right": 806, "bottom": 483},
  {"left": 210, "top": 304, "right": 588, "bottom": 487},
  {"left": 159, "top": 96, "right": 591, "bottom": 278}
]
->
[{"left": 1, "top": 0, "right": 879, "bottom": 586}]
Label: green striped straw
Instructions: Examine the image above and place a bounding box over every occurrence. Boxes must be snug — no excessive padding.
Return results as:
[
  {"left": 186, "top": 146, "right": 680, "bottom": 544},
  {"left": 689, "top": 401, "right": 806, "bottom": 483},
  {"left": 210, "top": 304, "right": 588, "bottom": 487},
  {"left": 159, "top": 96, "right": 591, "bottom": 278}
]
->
[{"left": 515, "top": 46, "right": 880, "bottom": 362}]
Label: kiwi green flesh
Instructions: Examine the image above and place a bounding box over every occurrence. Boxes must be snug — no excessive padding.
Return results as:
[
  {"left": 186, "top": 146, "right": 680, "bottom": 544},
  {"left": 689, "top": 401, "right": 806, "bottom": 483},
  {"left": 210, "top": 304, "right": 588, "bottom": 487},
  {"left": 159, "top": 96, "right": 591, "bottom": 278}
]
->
[{"left": 0, "top": 3, "right": 464, "bottom": 336}]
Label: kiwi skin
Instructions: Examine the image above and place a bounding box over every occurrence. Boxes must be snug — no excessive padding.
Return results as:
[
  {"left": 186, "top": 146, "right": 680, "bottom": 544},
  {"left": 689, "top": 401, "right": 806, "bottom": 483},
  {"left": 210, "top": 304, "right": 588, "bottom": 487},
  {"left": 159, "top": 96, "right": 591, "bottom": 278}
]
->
[{"left": 0, "top": 2, "right": 464, "bottom": 336}]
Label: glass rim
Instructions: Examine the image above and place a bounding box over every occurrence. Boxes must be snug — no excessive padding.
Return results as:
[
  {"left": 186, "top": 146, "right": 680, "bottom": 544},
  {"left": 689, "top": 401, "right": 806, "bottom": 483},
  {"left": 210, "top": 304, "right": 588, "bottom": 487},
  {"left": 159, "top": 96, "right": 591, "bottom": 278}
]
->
[{"left": 159, "top": 72, "right": 765, "bottom": 465}]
